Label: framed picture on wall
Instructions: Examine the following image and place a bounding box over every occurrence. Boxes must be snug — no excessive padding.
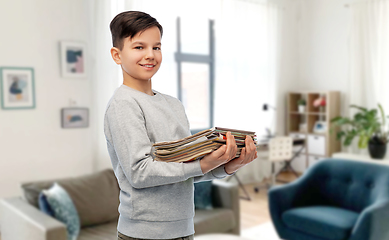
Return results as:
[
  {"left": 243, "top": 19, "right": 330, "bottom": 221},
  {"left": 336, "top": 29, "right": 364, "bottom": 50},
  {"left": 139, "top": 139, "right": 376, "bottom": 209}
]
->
[
  {"left": 0, "top": 67, "right": 36, "bottom": 110},
  {"left": 61, "top": 107, "right": 89, "bottom": 128},
  {"left": 60, "top": 41, "right": 87, "bottom": 78}
]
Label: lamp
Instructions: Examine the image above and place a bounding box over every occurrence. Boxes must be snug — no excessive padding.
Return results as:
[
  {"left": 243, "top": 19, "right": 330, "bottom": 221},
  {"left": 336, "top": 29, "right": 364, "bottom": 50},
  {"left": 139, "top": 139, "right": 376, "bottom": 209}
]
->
[
  {"left": 263, "top": 103, "right": 276, "bottom": 111},
  {"left": 263, "top": 103, "right": 276, "bottom": 138}
]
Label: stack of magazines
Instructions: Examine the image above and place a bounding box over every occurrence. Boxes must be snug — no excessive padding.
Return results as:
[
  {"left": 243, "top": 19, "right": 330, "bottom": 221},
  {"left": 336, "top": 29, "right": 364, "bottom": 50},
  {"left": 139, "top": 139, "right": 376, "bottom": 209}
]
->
[{"left": 153, "top": 127, "right": 257, "bottom": 163}]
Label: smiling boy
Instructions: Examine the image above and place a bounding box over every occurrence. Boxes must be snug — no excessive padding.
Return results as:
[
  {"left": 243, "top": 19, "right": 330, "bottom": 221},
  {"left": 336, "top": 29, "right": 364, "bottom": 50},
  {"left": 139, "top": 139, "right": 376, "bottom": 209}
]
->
[{"left": 104, "top": 11, "right": 257, "bottom": 240}]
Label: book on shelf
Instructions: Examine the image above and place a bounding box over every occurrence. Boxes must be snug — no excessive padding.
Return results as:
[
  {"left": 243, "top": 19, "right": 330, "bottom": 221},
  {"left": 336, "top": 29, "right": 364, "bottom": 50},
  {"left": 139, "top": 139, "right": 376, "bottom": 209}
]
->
[{"left": 153, "top": 127, "right": 257, "bottom": 163}]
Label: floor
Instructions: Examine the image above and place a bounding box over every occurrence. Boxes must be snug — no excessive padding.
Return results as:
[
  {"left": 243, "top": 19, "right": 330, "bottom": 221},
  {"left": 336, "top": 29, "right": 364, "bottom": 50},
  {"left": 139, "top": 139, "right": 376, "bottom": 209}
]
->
[{"left": 239, "top": 171, "right": 299, "bottom": 230}]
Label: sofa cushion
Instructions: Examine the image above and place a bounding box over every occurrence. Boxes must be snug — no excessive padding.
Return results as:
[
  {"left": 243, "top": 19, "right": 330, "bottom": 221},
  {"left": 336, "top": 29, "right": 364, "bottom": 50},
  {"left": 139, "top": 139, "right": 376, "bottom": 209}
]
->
[
  {"left": 78, "top": 218, "right": 118, "bottom": 240},
  {"left": 41, "top": 182, "right": 80, "bottom": 240},
  {"left": 282, "top": 206, "right": 359, "bottom": 240},
  {"left": 194, "top": 181, "right": 213, "bottom": 210},
  {"left": 21, "top": 169, "right": 120, "bottom": 227},
  {"left": 194, "top": 208, "right": 235, "bottom": 234}
]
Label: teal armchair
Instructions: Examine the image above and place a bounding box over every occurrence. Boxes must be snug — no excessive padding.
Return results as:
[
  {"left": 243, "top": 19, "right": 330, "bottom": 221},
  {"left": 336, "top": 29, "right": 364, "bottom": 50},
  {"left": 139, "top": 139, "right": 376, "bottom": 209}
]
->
[{"left": 268, "top": 159, "right": 389, "bottom": 240}]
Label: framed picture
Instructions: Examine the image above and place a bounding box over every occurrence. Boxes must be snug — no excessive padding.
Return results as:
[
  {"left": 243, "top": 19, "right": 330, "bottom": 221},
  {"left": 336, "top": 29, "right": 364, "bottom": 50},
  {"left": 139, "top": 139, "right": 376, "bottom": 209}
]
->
[
  {"left": 0, "top": 67, "right": 36, "bottom": 110},
  {"left": 61, "top": 108, "right": 89, "bottom": 128},
  {"left": 60, "top": 41, "right": 86, "bottom": 78},
  {"left": 313, "top": 121, "right": 327, "bottom": 133}
]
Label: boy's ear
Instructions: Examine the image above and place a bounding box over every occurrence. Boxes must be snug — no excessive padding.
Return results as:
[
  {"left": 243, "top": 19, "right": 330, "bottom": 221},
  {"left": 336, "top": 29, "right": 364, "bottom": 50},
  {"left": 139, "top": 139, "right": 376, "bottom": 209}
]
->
[{"left": 110, "top": 47, "right": 121, "bottom": 65}]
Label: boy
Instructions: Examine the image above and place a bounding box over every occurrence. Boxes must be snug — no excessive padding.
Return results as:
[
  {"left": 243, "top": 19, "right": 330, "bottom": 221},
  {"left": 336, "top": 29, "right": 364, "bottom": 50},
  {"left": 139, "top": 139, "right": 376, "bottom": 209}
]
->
[{"left": 104, "top": 11, "right": 257, "bottom": 240}]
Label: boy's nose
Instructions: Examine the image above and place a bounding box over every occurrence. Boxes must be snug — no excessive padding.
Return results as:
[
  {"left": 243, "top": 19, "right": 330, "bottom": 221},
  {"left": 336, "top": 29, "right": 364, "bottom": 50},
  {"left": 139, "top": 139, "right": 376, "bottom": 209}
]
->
[{"left": 145, "top": 48, "right": 154, "bottom": 59}]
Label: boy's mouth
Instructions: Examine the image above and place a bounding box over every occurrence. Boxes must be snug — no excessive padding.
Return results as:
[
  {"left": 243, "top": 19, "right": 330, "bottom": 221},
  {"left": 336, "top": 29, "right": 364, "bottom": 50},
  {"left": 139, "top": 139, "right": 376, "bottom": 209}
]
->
[{"left": 139, "top": 64, "right": 156, "bottom": 70}]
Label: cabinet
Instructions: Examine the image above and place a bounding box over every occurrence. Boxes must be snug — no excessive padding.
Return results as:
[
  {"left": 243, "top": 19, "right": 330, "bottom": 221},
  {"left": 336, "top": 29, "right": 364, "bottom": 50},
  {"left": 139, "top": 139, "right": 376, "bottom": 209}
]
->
[
  {"left": 287, "top": 91, "right": 341, "bottom": 172},
  {"left": 291, "top": 153, "right": 308, "bottom": 172},
  {"left": 307, "top": 135, "right": 325, "bottom": 156},
  {"left": 308, "top": 155, "right": 326, "bottom": 168}
]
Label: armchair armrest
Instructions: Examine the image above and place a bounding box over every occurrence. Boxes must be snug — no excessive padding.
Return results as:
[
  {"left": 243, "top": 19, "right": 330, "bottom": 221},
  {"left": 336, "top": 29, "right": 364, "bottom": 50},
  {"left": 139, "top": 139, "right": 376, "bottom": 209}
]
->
[
  {"left": 0, "top": 197, "right": 67, "bottom": 240},
  {"left": 211, "top": 180, "right": 240, "bottom": 235},
  {"left": 268, "top": 173, "right": 311, "bottom": 234},
  {"left": 349, "top": 200, "right": 389, "bottom": 240}
]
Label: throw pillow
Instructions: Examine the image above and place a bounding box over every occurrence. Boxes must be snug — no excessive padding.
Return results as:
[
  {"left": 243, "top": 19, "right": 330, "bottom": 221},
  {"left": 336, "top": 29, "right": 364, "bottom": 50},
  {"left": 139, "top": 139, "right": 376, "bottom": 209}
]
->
[
  {"left": 38, "top": 192, "right": 55, "bottom": 217},
  {"left": 194, "top": 181, "right": 213, "bottom": 210},
  {"left": 41, "top": 182, "right": 80, "bottom": 240}
]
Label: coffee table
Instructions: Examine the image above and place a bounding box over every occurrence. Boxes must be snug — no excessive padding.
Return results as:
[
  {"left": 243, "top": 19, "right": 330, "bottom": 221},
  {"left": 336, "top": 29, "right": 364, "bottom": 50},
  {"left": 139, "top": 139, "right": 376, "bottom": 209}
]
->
[{"left": 194, "top": 234, "right": 250, "bottom": 240}]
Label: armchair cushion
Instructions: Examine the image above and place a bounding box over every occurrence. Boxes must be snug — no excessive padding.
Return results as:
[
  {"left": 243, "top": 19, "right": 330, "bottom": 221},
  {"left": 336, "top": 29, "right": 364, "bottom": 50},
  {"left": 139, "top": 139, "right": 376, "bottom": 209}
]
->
[{"left": 282, "top": 206, "right": 359, "bottom": 240}]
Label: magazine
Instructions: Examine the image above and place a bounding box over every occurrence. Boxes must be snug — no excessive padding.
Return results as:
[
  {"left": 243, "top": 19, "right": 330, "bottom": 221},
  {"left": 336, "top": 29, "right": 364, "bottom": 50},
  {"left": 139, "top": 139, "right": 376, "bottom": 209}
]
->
[{"left": 153, "top": 127, "right": 257, "bottom": 163}]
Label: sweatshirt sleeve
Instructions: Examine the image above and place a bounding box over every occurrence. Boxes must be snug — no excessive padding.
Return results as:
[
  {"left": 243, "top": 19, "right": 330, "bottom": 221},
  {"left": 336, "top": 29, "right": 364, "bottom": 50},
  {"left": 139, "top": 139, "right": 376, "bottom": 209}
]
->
[
  {"left": 106, "top": 99, "right": 204, "bottom": 189},
  {"left": 193, "top": 165, "right": 234, "bottom": 183}
]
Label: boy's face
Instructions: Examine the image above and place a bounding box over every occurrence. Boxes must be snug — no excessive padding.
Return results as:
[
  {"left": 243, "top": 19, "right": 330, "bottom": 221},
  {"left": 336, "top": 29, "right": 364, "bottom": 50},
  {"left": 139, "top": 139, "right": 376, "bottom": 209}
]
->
[{"left": 115, "top": 26, "right": 162, "bottom": 83}]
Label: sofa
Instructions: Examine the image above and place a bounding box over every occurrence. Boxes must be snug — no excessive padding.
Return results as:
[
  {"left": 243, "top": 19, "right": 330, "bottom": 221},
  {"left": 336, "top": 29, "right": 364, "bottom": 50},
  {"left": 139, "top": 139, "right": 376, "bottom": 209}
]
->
[
  {"left": 0, "top": 169, "right": 240, "bottom": 240},
  {"left": 269, "top": 158, "right": 389, "bottom": 240}
]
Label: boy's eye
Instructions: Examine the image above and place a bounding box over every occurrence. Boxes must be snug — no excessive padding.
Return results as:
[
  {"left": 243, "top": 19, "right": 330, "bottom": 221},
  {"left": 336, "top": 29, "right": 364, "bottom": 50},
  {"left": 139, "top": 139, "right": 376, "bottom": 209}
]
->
[
  {"left": 135, "top": 46, "right": 143, "bottom": 50},
  {"left": 153, "top": 47, "right": 161, "bottom": 50}
]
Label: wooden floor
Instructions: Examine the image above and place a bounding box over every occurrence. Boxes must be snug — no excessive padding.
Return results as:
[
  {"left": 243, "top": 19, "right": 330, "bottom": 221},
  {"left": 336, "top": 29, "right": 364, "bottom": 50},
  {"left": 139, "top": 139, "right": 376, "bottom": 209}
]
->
[{"left": 239, "top": 171, "right": 299, "bottom": 230}]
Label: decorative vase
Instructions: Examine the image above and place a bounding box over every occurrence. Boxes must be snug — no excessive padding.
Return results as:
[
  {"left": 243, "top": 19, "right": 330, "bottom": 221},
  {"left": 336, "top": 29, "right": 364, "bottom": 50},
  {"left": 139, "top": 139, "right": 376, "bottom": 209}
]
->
[
  {"left": 298, "top": 105, "right": 305, "bottom": 113},
  {"left": 368, "top": 136, "right": 387, "bottom": 159}
]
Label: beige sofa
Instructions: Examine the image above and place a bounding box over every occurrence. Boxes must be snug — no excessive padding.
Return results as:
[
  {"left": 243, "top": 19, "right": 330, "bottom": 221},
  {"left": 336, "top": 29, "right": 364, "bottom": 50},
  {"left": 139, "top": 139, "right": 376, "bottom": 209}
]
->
[{"left": 0, "top": 169, "right": 240, "bottom": 240}]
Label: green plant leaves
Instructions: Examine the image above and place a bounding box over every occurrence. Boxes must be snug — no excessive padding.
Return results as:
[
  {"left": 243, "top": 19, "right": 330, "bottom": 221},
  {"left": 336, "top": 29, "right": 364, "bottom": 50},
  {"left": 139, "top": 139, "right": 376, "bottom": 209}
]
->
[{"left": 330, "top": 103, "right": 388, "bottom": 149}]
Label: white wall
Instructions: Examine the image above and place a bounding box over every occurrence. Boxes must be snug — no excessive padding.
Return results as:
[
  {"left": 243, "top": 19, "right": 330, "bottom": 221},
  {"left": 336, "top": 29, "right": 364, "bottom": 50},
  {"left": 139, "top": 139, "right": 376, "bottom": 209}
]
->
[
  {"left": 296, "top": 0, "right": 354, "bottom": 114},
  {"left": 274, "top": 0, "right": 360, "bottom": 116},
  {"left": 0, "top": 0, "right": 95, "bottom": 198}
]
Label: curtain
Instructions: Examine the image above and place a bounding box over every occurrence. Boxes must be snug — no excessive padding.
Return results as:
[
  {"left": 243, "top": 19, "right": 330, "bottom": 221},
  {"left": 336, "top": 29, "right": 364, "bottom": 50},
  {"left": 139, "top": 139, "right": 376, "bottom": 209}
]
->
[
  {"left": 214, "top": 0, "right": 282, "bottom": 183},
  {"left": 347, "top": 0, "right": 389, "bottom": 153},
  {"left": 87, "top": 0, "right": 122, "bottom": 171}
]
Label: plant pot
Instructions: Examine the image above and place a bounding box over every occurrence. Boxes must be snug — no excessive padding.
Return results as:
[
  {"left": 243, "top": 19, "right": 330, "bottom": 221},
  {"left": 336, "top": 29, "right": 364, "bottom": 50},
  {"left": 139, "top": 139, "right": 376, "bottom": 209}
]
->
[
  {"left": 298, "top": 105, "right": 305, "bottom": 113},
  {"left": 368, "top": 136, "right": 387, "bottom": 159}
]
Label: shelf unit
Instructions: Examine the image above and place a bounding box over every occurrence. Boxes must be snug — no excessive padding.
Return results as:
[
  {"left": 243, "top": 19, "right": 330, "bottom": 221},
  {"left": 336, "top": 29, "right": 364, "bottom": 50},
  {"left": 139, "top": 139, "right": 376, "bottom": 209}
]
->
[{"left": 287, "top": 91, "right": 341, "bottom": 173}]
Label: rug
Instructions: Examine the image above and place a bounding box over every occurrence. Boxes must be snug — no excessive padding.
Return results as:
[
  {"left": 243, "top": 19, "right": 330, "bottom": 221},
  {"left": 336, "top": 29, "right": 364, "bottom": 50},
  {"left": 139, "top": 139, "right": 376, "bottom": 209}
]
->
[{"left": 241, "top": 222, "right": 280, "bottom": 240}]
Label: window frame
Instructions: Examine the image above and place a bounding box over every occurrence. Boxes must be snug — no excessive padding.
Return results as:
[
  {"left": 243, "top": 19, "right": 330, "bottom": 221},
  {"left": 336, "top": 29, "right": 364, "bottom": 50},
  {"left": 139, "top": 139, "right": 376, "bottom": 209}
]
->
[{"left": 175, "top": 17, "right": 215, "bottom": 134}]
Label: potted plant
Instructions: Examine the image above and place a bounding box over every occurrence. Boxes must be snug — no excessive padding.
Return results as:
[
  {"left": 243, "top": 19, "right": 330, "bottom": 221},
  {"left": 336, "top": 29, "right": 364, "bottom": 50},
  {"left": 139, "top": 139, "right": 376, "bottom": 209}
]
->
[
  {"left": 297, "top": 99, "right": 306, "bottom": 113},
  {"left": 331, "top": 104, "right": 389, "bottom": 159}
]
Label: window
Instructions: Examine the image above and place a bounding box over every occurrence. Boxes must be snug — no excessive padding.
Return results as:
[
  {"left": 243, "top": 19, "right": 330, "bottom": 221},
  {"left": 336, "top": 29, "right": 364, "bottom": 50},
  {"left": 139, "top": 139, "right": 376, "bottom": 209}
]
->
[{"left": 175, "top": 17, "right": 215, "bottom": 133}]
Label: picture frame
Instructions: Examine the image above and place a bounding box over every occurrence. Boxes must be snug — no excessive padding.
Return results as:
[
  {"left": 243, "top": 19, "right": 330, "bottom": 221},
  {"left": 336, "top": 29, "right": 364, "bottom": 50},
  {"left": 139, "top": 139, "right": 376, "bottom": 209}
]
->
[
  {"left": 313, "top": 121, "right": 327, "bottom": 133},
  {"left": 0, "top": 67, "right": 36, "bottom": 110},
  {"left": 60, "top": 41, "right": 87, "bottom": 78},
  {"left": 61, "top": 107, "right": 89, "bottom": 128}
]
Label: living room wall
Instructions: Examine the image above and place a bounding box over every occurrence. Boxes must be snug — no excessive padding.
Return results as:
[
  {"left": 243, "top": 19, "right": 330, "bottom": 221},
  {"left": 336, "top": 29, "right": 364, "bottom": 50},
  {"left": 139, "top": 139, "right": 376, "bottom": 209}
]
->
[
  {"left": 296, "top": 0, "right": 355, "bottom": 114},
  {"left": 0, "top": 0, "right": 95, "bottom": 199}
]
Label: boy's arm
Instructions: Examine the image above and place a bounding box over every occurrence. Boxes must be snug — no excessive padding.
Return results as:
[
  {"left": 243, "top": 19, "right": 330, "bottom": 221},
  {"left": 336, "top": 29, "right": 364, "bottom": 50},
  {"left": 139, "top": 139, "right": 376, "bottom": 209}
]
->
[
  {"left": 193, "top": 164, "right": 233, "bottom": 183},
  {"left": 106, "top": 99, "right": 204, "bottom": 189}
]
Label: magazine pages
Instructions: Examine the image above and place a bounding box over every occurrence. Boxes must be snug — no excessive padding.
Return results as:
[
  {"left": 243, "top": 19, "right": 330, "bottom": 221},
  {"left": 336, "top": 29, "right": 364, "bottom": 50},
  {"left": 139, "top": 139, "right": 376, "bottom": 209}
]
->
[{"left": 153, "top": 127, "right": 257, "bottom": 163}]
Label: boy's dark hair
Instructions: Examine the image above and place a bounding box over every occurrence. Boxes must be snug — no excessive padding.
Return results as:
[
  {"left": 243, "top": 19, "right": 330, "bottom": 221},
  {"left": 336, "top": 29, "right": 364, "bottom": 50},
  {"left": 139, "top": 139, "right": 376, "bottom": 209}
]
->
[{"left": 110, "top": 11, "right": 163, "bottom": 50}]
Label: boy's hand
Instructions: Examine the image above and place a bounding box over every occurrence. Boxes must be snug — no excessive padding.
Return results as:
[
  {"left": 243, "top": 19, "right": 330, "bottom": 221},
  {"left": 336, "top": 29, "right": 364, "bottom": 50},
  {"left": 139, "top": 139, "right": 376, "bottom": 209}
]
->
[
  {"left": 224, "top": 135, "right": 257, "bottom": 175},
  {"left": 200, "top": 132, "right": 237, "bottom": 174}
]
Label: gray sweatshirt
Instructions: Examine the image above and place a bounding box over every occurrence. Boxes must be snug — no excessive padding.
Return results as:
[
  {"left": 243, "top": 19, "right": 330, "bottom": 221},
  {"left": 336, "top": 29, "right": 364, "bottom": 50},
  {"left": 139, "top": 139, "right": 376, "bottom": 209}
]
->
[{"left": 104, "top": 85, "right": 230, "bottom": 239}]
